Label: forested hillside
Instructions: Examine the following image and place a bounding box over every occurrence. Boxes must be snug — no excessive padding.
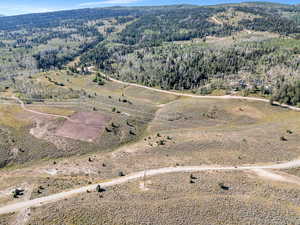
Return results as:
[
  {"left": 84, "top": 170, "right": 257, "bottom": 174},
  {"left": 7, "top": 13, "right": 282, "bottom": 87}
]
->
[{"left": 0, "top": 3, "right": 300, "bottom": 106}]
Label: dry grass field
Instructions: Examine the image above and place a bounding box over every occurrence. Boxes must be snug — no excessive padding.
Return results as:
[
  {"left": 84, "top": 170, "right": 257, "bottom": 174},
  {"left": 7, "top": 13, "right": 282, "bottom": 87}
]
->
[
  {"left": 1, "top": 3, "right": 300, "bottom": 224},
  {"left": 25, "top": 171, "right": 300, "bottom": 225},
  {"left": 0, "top": 75, "right": 300, "bottom": 225}
]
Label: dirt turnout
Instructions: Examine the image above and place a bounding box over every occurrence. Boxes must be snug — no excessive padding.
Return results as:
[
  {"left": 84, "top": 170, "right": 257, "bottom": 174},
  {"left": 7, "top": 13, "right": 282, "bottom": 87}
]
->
[{"left": 55, "top": 112, "right": 111, "bottom": 142}]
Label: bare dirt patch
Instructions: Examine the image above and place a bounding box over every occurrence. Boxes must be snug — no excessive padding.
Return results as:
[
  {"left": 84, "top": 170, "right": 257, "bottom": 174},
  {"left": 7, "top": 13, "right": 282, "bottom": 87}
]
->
[
  {"left": 251, "top": 169, "right": 300, "bottom": 186},
  {"left": 55, "top": 112, "right": 111, "bottom": 142}
]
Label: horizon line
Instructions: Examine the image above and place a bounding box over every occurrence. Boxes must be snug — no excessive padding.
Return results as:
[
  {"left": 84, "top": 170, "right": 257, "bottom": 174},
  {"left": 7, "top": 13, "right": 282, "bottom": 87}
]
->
[{"left": 0, "top": 1, "right": 297, "bottom": 17}]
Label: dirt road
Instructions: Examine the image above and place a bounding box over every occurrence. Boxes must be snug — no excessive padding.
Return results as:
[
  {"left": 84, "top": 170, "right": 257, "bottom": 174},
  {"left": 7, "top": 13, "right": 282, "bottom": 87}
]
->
[
  {"left": 0, "top": 77, "right": 299, "bottom": 215},
  {"left": 211, "top": 16, "right": 223, "bottom": 25},
  {"left": 6, "top": 77, "right": 300, "bottom": 113},
  {"left": 104, "top": 75, "right": 300, "bottom": 112},
  {"left": 1, "top": 159, "right": 300, "bottom": 215},
  {"left": 11, "top": 96, "right": 75, "bottom": 122},
  {"left": 11, "top": 96, "right": 72, "bottom": 120}
]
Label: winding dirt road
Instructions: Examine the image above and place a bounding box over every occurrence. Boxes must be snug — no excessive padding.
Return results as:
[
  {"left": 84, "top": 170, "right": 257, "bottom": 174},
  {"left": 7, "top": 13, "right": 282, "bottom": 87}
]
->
[
  {"left": 6, "top": 75, "right": 300, "bottom": 116},
  {"left": 1, "top": 160, "right": 300, "bottom": 215},
  {"left": 105, "top": 75, "right": 300, "bottom": 112},
  {"left": 0, "top": 77, "right": 299, "bottom": 216},
  {"left": 11, "top": 96, "right": 74, "bottom": 121}
]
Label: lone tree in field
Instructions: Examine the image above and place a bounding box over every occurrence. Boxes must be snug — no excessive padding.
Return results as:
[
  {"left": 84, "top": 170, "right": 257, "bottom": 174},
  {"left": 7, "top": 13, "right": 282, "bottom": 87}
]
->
[
  {"left": 118, "top": 171, "right": 125, "bottom": 177},
  {"left": 190, "top": 174, "right": 197, "bottom": 180},
  {"left": 96, "top": 185, "right": 103, "bottom": 193},
  {"left": 105, "top": 127, "right": 112, "bottom": 132},
  {"left": 12, "top": 188, "right": 24, "bottom": 198},
  {"left": 127, "top": 121, "right": 134, "bottom": 127},
  {"left": 129, "top": 130, "right": 136, "bottom": 135},
  {"left": 219, "top": 183, "right": 229, "bottom": 190},
  {"left": 280, "top": 136, "right": 287, "bottom": 141}
]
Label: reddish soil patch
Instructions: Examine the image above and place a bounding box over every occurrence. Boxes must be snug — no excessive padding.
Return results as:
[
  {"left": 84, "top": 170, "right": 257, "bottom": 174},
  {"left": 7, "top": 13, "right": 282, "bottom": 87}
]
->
[{"left": 55, "top": 112, "right": 111, "bottom": 142}]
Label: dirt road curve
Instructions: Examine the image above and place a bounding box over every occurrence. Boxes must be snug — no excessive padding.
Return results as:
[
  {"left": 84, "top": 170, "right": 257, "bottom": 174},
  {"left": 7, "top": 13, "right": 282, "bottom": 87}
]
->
[
  {"left": 211, "top": 16, "right": 223, "bottom": 25},
  {"left": 105, "top": 75, "right": 300, "bottom": 112},
  {"left": 11, "top": 96, "right": 75, "bottom": 122},
  {"left": 6, "top": 76, "right": 300, "bottom": 113},
  {"left": 1, "top": 160, "right": 300, "bottom": 215},
  {"left": 0, "top": 77, "right": 299, "bottom": 215}
]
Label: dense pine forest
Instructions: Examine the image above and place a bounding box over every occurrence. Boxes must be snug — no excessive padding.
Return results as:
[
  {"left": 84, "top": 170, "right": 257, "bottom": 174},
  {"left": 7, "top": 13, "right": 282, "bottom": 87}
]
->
[{"left": 0, "top": 3, "right": 300, "bottom": 106}]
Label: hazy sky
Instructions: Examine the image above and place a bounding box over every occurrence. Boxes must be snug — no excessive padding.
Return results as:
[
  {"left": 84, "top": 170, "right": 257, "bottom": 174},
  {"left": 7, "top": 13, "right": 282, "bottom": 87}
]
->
[{"left": 0, "top": 0, "right": 299, "bottom": 16}]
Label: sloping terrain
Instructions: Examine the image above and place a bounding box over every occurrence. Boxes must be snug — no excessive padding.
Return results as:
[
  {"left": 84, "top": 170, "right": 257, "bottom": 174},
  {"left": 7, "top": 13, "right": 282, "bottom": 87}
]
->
[{"left": 0, "top": 2, "right": 300, "bottom": 225}]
